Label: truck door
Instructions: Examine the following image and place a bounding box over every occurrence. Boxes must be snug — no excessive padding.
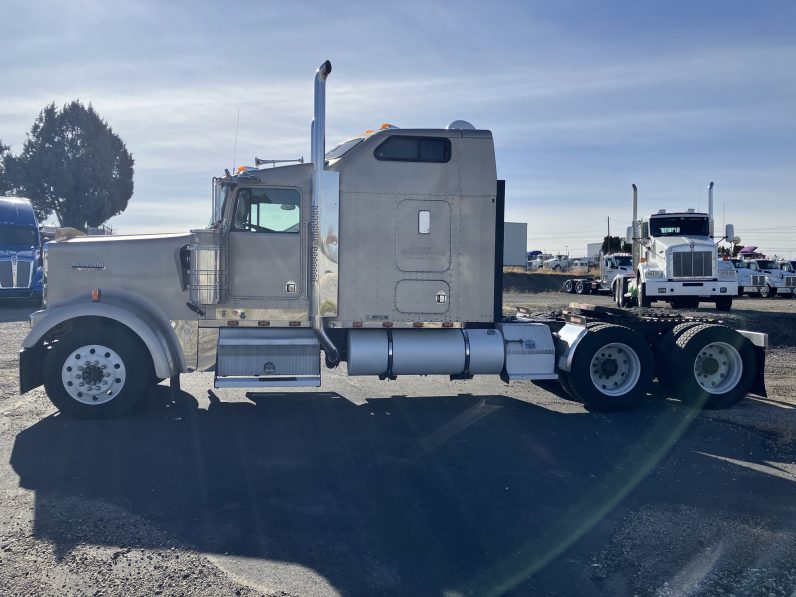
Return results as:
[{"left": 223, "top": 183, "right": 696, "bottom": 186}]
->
[{"left": 227, "top": 186, "right": 304, "bottom": 300}]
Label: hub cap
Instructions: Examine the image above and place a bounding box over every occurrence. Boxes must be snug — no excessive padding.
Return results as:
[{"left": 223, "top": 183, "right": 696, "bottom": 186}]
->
[
  {"left": 589, "top": 342, "right": 641, "bottom": 397},
  {"left": 693, "top": 341, "right": 742, "bottom": 394},
  {"left": 61, "top": 344, "right": 126, "bottom": 405}
]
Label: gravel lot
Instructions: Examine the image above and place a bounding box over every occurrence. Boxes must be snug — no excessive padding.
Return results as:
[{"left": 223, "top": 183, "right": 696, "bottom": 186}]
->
[{"left": 0, "top": 294, "right": 794, "bottom": 596}]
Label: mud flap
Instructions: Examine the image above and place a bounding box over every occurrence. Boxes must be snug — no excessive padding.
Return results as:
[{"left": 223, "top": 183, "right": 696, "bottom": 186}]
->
[
  {"left": 19, "top": 345, "right": 45, "bottom": 394},
  {"left": 749, "top": 345, "right": 767, "bottom": 398}
]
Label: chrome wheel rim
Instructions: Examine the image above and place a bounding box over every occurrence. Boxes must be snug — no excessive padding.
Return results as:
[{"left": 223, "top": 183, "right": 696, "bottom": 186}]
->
[
  {"left": 589, "top": 342, "right": 641, "bottom": 396},
  {"left": 693, "top": 341, "right": 743, "bottom": 395},
  {"left": 61, "top": 344, "right": 126, "bottom": 405}
]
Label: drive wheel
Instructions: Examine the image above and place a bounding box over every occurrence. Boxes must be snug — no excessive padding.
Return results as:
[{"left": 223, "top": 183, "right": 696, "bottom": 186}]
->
[
  {"left": 566, "top": 323, "right": 653, "bottom": 411},
  {"left": 574, "top": 280, "right": 589, "bottom": 295},
  {"left": 43, "top": 326, "right": 154, "bottom": 418},
  {"left": 656, "top": 322, "right": 702, "bottom": 391},
  {"left": 715, "top": 296, "right": 733, "bottom": 312},
  {"left": 667, "top": 324, "right": 755, "bottom": 409},
  {"left": 563, "top": 279, "right": 574, "bottom": 293}
]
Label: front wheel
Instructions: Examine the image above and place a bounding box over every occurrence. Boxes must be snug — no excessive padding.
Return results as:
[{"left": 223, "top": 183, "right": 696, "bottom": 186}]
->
[
  {"left": 715, "top": 296, "right": 732, "bottom": 312},
  {"left": 43, "top": 326, "right": 154, "bottom": 418},
  {"left": 566, "top": 323, "right": 654, "bottom": 411},
  {"left": 760, "top": 285, "right": 776, "bottom": 298}
]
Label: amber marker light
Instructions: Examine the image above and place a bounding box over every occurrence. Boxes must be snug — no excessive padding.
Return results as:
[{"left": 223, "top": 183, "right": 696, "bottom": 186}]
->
[{"left": 91, "top": 289, "right": 101, "bottom": 302}]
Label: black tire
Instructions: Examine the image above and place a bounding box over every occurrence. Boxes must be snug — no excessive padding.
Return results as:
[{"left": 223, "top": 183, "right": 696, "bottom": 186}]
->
[
  {"left": 760, "top": 285, "right": 776, "bottom": 298},
  {"left": 563, "top": 279, "right": 574, "bottom": 293},
  {"left": 639, "top": 282, "right": 652, "bottom": 308},
  {"left": 655, "top": 322, "right": 703, "bottom": 391},
  {"left": 666, "top": 324, "right": 755, "bottom": 409},
  {"left": 43, "top": 325, "right": 154, "bottom": 418},
  {"left": 552, "top": 264, "right": 562, "bottom": 271},
  {"left": 558, "top": 371, "right": 576, "bottom": 399},
  {"left": 574, "top": 280, "right": 589, "bottom": 295},
  {"left": 715, "top": 296, "right": 732, "bottom": 312},
  {"left": 566, "top": 323, "right": 654, "bottom": 411},
  {"left": 737, "top": 287, "right": 744, "bottom": 297}
]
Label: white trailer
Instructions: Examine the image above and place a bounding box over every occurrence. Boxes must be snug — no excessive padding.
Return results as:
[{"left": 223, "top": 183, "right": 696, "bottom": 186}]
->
[{"left": 18, "top": 61, "right": 767, "bottom": 416}]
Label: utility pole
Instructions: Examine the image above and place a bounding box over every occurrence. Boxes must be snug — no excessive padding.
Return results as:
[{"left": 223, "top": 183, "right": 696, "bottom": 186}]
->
[{"left": 607, "top": 216, "right": 611, "bottom": 253}]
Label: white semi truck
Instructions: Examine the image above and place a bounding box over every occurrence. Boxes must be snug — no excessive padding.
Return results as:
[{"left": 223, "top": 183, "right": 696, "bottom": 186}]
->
[
  {"left": 18, "top": 61, "right": 767, "bottom": 416},
  {"left": 741, "top": 259, "right": 796, "bottom": 298},
  {"left": 730, "top": 259, "right": 767, "bottom": 296},
  {"left": 617, "top": 183, "right": 737, "bottom": 311},
  {"left": 562, "top": 253, "right": 633, "bottom": 295}
]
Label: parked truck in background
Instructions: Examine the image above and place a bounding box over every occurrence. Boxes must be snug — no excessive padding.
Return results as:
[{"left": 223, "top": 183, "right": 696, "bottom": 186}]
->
[
  {"left": 0, "top": 197, "right": 43, "bottom": 304},
  {"left": 731, "top": 258, "right": 767, "bottom": 296},
  {"left": 562, "top": 253, "right": 633, "bottom": 295},
  {"left": 17, "top": 61, "right": 767, "bottom": 418},
  {"left": 743, "top": 258, "right": 796, "bottom": 298},
  {"left": 618, "top": 183, "right": 737, "bottom": 311}
]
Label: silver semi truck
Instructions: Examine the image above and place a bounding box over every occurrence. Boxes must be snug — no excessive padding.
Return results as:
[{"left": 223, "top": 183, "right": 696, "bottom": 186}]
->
[{"left": 19, "top": 61, "right": 767, "bottom": 416}]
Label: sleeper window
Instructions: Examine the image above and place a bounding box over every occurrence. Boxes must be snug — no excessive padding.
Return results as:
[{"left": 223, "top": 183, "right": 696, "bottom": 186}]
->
[{"left": 232, "top": 187, "right": 301, "bottom": 233}]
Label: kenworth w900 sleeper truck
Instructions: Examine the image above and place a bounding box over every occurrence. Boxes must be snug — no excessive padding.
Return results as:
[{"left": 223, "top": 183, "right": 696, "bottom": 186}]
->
[{"left": 19, "top": 61, "right": 767, "bottom": 417}]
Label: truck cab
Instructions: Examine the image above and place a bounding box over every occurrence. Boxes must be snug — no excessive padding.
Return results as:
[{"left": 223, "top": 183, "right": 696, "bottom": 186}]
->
[
  {"left": 0, "top": 197, "right": 44, "bottom": 304},
  {"left": 600, "top": 253, "right": 632, "bottom": 287}
]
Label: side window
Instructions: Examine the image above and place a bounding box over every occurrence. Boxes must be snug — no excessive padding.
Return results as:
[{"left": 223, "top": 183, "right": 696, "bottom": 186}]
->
[
  {"left": 374, "top": 135, "right": 452, "bottom": 163},
  {"left": 232, "top": 187, "right": 301, "bottom": 233}
]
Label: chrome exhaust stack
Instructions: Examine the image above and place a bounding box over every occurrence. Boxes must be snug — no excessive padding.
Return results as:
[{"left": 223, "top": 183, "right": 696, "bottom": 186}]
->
[
  {"left": 310, "top": 60, "right": 340, "bottom": 363},
  {"left": 631, "top": 183, "right": 640, "bottom": 270},
  {"left": 708, "top": 181, "right": 715, "bottom": 238}
]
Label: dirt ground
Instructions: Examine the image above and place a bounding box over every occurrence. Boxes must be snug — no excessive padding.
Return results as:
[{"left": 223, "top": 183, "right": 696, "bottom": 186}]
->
[{"left": 0, "top": 292, "right": 794, "bottom": 596}]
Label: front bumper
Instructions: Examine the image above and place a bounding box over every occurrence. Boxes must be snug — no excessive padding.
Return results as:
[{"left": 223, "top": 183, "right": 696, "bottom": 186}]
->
[{"left": 644, "top": 279, "right": 738, "bottom": 298}]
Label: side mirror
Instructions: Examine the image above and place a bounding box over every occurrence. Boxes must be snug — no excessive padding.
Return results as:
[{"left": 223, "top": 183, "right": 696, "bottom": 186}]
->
[
  {"left": 725, "top": 224, "right": 734, "bottom": 241},
  {"left": 625, "top": 226, "right": 633, "bottom": 243}
]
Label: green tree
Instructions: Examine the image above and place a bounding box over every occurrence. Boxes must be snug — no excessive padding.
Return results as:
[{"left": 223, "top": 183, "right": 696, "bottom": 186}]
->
[
  {"left": 601, "top": 235, "right": 631, "bottom": 254},
  {"left": 0, "top": 140, "right": 11, "bottom": 195},
  {"left": 7, "top": 102, "right": 133, "bottom": 230}
]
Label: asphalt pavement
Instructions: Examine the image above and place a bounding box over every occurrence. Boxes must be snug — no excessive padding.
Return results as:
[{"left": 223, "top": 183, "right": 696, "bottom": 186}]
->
[{"left": 0, "top": 298, "right": 794, "bottom": 596}]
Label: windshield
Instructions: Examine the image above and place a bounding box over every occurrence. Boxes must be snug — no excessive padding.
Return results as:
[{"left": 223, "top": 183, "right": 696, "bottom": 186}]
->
[
  {"left": 325, "top": 138, "right": 362, "bottom": 160},
  {"left": 614, "top": 256, "right": 632, "bottom": 267},
  {"left": 650, "top": 216, "right": 709, "bottom": 237},
  {"left": 757, "top": 260, "right": 779, "bottom": 269},
  {"left": 781, "top": 262, "right": 794, "bottom": 272},
  {"left": 0, "top": 224, "right": 38, "bottom": 246}
]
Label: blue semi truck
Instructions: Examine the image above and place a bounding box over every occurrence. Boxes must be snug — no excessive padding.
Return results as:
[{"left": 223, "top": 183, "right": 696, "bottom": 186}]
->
[{"left": 0, "top": 197, "right": 43, "bottom": 304}]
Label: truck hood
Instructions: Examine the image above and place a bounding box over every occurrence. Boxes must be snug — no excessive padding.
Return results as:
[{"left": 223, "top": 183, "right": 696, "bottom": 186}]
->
[{"left": 44, "top": 232, "right": 195, "bottom": 320}]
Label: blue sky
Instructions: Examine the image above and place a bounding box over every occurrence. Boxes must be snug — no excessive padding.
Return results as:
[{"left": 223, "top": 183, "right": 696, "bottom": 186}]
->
[{"left": 2, "top": 0, "right": 795, "bottom": 256}]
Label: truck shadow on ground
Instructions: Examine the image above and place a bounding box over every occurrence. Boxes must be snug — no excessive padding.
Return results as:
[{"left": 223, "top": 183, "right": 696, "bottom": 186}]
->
[{"left": 10, "top": 387, "right": 796, "bottom": 596}]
